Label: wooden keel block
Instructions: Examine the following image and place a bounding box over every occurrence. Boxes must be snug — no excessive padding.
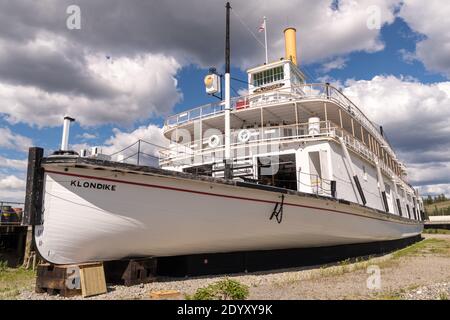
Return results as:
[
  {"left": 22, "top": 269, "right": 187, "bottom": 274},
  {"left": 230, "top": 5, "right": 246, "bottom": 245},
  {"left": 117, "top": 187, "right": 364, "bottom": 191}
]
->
[
  {"left": 79, "top": 262, "right": 107, "bottom": 298},
  {"left": 149, "top": 289, "right": 181, "bottom": 300},
  {"left": 35, "top": 263, "right": 82, "bottom": 297},
  {"left": 122, "top": 258, "right": 157, "bottom": 286}
]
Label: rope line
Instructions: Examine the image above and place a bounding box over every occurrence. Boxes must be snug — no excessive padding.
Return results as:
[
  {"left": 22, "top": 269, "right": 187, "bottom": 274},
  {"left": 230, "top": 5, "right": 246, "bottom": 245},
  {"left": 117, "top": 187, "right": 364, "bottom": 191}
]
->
[{"left": 232, "top": 9, "right": 266, "bottom": 49}]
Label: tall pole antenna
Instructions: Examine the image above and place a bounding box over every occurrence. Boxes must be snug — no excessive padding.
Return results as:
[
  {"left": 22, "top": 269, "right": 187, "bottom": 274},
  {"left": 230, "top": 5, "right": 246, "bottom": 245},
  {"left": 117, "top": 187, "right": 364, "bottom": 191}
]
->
[
  {"left": 224, "top": 2, "right": 232, "bottom": 179},
  {"left": 264, "top": 16, "right": 268, "bottom": 64}
]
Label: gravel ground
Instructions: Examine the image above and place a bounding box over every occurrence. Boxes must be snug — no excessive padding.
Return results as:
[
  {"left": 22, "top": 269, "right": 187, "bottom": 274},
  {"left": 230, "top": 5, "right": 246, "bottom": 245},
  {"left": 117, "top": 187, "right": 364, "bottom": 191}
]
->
[{"left": 17, "top": 234, "right": 450, "bottom": 300}]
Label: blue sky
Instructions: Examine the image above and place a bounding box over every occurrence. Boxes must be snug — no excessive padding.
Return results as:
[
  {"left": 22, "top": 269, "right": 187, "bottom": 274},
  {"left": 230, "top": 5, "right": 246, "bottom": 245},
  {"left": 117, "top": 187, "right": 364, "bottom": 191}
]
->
[{"left": 1, "top": 0, "right": 450, "bottom": 201}]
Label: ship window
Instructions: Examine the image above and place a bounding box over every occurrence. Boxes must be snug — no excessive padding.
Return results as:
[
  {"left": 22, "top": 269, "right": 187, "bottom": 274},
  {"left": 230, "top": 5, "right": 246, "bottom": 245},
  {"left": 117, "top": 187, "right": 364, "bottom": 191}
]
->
[
  {"left": 257, "top": 154, "right": 297, "bottom": 191},
  {"left": 308, "top": 151, "right": 322, "bottom": 194},
  {"left": 183, "top": 164, "right": 213, "bottom": 177},
  {"left": 252, "top": 66, "right": 284, "bottom": 87}
]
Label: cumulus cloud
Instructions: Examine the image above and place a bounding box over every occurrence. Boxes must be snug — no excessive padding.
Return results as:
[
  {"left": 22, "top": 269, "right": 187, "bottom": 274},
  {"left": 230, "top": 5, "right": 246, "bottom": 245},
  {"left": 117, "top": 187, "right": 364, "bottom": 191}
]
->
[
  {"left": 77, "top": 132, "right": 97, "bottom": 140},
  {"left": 102, "top": 125, "right": 167, "bottom": 154},
  {"left": 319, "top": 57, "right": 349, "bottom": 73},
  {"left": 0, "top": 175, "right": 25, "bottom": 190},
  {"left": 0, "top": 53, "right": 182, "bottom": 127},
  {"left": 417, "top": 184, "right": 450, "bottom": 198},
  {"left": 70, "top": 124, "right": 167, "bottom": 166},
  {"left": 0, "top": 174, "right": 26, "bottom": 202},
  {"left": 0, "top": 156, "right": 27, "bottom": 171},
  {"left": 0, "top": 0, "right": 401, "bottom": 127},
  {"left": 0, "top": 0, "right": 398, "bottom": 66},
  {"left": 342, "top": 75, "right": 450, "bottom": 193},
  {"left": 399, "top": 0, "right": 450, "bottom": 78},
  {"left": 0, "top": 127, "right": 33, "bottom": 152}
]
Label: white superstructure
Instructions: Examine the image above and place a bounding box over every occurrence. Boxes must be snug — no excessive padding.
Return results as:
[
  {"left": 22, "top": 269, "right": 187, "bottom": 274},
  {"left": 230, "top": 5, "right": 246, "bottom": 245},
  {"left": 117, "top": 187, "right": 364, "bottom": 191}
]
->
[{"left": 159, "top": 28, "right": 423, "bottom": 220}]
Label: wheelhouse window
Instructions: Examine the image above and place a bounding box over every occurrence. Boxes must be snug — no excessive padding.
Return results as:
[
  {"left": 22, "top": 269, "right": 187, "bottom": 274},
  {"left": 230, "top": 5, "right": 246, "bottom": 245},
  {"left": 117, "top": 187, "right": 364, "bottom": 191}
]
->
[{"left": 252, "top": 66, "right": 284, "bottom": 87}]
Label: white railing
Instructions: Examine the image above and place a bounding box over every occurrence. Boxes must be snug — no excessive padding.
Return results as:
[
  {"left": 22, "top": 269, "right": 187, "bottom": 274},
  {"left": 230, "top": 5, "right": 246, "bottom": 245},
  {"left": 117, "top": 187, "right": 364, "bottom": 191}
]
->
[
  {"left": 159, "top": 120, "right": 409, "bottom": 191},
  {"left": 164, "top": 83, "right": 395, "bottom": 156},
  {"left": 159, "top": 120, "right": 332, "bottom": 166}
]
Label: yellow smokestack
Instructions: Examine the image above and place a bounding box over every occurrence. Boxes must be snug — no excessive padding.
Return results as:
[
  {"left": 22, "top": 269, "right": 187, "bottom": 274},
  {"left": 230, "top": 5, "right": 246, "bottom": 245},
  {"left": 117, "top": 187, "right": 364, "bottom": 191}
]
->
[{"left": 284, "top": 27, "right": 297, "bottom": 65}]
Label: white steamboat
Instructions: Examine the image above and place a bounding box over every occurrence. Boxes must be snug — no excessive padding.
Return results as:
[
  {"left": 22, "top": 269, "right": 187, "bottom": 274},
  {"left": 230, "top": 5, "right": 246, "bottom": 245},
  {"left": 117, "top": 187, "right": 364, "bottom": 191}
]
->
[{"left": 32, "top": 16, "right": 423, "bottom": 265}]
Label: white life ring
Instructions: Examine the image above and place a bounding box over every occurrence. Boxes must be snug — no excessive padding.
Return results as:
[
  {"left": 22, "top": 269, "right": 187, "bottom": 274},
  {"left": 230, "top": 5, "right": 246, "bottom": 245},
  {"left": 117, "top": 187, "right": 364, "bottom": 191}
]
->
[
  {"left": 208, "top": 135, "right": 221, "bottom": 148},
  {"left": 238, "top": 129, "right": 251, "bottom": 143}
]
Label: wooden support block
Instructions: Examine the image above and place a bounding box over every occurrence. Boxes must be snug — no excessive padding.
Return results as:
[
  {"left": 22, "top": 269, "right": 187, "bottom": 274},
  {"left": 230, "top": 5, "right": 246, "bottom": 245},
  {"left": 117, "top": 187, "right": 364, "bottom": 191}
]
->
[
  {"left": 35, "top": 263, "right": 81, "bottom": 297},
  {"left": 150, "top": 289, "right": 181, "bottom": 300},
  {"left": 79, "top": 262, "right": 107, "bottom": 298},
  {"left": 122, "top": 258, "right": 157, "bottom": 286}
]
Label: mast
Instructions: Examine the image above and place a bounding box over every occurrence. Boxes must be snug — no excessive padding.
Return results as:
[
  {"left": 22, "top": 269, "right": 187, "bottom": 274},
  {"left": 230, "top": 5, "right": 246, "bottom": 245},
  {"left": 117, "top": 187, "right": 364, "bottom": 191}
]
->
[
  {"left": 224, "top": 2, "right": 232, "bottom": 179},
  {"left": 263, "top": 16, "right": 268, "bottom": 64}
]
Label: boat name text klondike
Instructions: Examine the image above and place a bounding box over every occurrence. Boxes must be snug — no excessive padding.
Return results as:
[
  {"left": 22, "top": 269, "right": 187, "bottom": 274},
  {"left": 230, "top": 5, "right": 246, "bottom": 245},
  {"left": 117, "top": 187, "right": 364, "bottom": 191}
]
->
[{"left": 70, "top": 180, "right": 117, "bottom": 191}]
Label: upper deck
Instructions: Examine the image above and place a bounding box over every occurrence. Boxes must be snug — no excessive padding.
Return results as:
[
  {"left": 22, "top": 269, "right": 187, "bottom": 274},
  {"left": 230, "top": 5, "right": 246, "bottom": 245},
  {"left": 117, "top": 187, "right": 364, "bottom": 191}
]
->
[
  {"left": 161, "top": 82, "right": 408, "bottom": 181},
  {"left": 164, "top": 83, "right": 396, "bottom": 157}
]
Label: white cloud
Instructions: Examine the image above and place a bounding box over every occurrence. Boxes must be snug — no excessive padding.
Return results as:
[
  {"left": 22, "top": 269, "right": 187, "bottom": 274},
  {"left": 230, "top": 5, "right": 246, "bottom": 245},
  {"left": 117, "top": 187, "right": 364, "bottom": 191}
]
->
[
  {"left": 343, "top": 76, "right": 450, "bottom": 131},
  {"left": 0, "top": 175, "right": 25, "bottom": 190},
  {"left": 316, "top": 76, "right": 345, "bottom": 89},
  {"left": 407, "top": 162, "right": 450, "bottom": 187},
  {"left": 0, "top": 174, "right": 26, "bottom": 202},
  {"left": 70, "top": 124, "right": 167, "bottom": 166},
  {"left": 0, "top": 0, "right": 403, "bottom": 127},
  {"left": 102, "top": 125, "right": 167, "bottom": 166},
  {"left": 417, "top": 184, "right": 450, "bottom": 198},
  {"left": 7, "top": 0, "right": 399, "bottom": 67},
  {"left": 235, "top": 0, "right": 399, "bottom": 68},
  {"left": 398, "top": 49, "right": 416, "bottom": 65},
  {"left": 341, "top": 75, "right": 450, "bottom": 195},
  {"left": 103, "top": 125, "right": 167, "bottom": 153},
  {"left": 77, "top": 133, "right": 97, "bottom": 140},
  {"left": 320, "top": 57, "right": 348, "bottom": 73},
  {"left": 0, "top": 127, "right": 33, "bottom": 152},
  {"left": 0, "top": 156, "right": 27, "bottom": 170},
  {"left": 0, "top": 52, "right": 182, "bottom": 127},
  {"left": 399, "top": 0, "right": 450, "bottom": 77}
]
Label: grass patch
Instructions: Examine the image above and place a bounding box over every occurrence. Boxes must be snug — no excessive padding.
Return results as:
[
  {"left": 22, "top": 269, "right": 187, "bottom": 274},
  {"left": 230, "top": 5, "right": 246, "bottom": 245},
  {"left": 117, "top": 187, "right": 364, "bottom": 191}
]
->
[
  {"left": 391, "top": 238, "right": 450, "bottom": 259},
  {"left": 439, "top": 292, "right": 448, "bottom": 300},
  {"left": 0, "top": 266, "right": 36, "bottom": 299},
  {"left": 422, "top": 229, "right": 450, "bottom": 235},
  {"left": 315, "top": 239, "right": 450, "bottom": 279},
  {"left": 373, "top": 290, "right": 405, "bottom": 300},
  {"left": 0, "top": 260, "right": 8, "bottom": 272},
  {"left": 186, "top": 279, "right": 249, "bottom": 300},
  {"left": 311, "top": 257, "right": 374, "bottom": 280}
]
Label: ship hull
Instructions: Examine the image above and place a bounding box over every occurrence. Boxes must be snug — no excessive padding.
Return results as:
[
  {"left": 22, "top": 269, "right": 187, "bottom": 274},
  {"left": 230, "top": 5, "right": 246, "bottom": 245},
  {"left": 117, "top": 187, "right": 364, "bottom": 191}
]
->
[{"left": 36, "top": 161, "right": 423, "bottom": 265}]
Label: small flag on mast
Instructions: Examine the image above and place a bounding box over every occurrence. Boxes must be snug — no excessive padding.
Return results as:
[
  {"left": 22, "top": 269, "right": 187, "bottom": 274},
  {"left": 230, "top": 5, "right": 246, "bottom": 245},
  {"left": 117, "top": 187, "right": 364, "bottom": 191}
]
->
[
  {"left": 258, "top": 19, "right": 265, "bottom": 32},
  {"left": 259, "top": 17, "right": 268, "bottom": 64}
]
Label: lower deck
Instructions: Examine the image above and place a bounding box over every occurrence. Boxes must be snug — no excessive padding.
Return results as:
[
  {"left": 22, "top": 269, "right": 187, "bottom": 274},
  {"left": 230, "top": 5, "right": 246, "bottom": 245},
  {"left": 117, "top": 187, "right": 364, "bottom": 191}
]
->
[{"left": 163, "top": 138, "right": 423, "bottom": 222}]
